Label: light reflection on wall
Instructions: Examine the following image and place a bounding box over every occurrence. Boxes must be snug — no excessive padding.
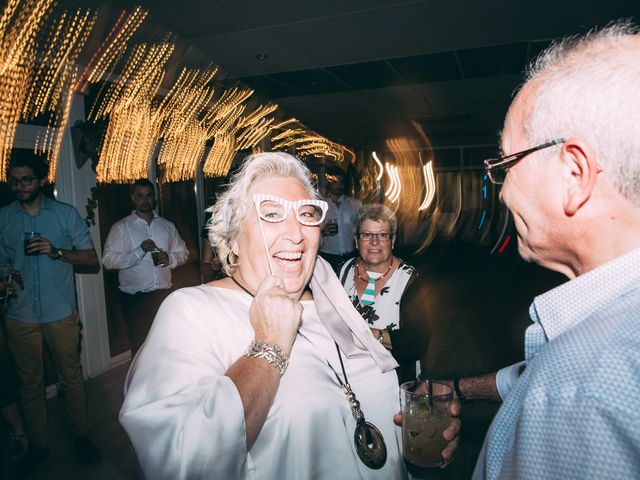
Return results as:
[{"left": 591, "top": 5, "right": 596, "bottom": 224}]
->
[
  {"left": 384, "top": 162, "right": 397, "bottom": 203},
  {"left": 359, "top": 135, "right": 505, "bottom": 254},
  {"left": 370, "top": 137, "right": 435, "bottom": 247},
  {"left": 418, "top": 161, "right": 436, "bottom": 211}
]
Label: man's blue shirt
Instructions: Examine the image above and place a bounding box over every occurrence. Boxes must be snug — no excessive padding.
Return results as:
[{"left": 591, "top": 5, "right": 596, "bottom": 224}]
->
[
  {"left": 0, "top": 196, "right": 94, "bottom": 323},
  {"left": 474, "top": 247, "right": 640, "bottom": 479}
]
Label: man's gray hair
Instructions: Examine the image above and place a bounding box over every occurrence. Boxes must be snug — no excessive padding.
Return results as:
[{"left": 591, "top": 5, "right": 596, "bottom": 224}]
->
[
  {"left": 356, "top": 203, "right": 397, "bottom": 237},
  {"left": 207, "top": 152, "right": 319, "bottom": 275},
  {"left": 522, "top": 19, "right": 640, "bottom": 205}
]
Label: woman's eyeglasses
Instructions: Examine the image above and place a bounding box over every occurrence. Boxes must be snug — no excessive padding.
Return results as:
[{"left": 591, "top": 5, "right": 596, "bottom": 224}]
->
[
  {"left": 253, "top": 194, "right": 328, "bottom": 226},
  {"left": 357, "top": 232, "right": 392, "bottom": 242}
]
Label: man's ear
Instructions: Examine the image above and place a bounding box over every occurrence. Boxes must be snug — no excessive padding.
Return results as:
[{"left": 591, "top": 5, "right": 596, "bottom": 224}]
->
[{"left": 562, "top": 138, "right": 600, "bottom": 216}]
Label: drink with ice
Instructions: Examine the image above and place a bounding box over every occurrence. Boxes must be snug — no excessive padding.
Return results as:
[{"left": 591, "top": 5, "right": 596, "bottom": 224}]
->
[{"left": 400, "top": 381, "right": 452, "bottom": 468}]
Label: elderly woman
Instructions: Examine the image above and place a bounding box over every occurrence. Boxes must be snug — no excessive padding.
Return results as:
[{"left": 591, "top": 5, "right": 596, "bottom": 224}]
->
[
  {"left": 338, "top": 204, "right": 421, "bottom": 383},
  {"left": 119, "top": 153, "right": 459, "bottom": 479}
]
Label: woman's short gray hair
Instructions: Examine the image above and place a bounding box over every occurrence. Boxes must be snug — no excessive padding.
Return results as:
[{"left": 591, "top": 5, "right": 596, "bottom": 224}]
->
[
  {"left": 356, "top": 203, "right": 397, "bottom": 237},
  {"left": 207, "top": 152, "right": 319, "bottom": 275}
]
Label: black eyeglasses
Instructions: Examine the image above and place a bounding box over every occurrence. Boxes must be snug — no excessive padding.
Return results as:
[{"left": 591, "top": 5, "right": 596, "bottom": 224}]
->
[
  {"left": 483, "top": 138, "right": 565, "bottom": 184},
  {"left": 8, "top": 176, "right": 38, "bottom": 187},
  {"left": 357, "top": 232, "right": 392, "bottom": 242}
]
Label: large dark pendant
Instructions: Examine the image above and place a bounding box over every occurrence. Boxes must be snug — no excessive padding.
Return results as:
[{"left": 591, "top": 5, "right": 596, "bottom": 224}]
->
[
  {"left": 344, "top": 383, "right": 387, "bottom": 469},
  {"left": 354, "top": 420, "right": 387, "bottom": 469}
]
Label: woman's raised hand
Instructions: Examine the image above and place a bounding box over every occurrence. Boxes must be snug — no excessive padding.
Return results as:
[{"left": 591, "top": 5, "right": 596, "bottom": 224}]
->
[{"left": 249, "top": 275, "right": 302, "bottom": 355}]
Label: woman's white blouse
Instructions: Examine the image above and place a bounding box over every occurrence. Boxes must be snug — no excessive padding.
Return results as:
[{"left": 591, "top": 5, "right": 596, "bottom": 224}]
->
[{"left": 119, "top": 285, "right": 405, "bottom": 479}]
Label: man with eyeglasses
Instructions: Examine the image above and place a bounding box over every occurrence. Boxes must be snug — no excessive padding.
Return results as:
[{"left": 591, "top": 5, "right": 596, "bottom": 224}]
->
[
  {"left": 437, "top": 21, "right": 640, "bottom": 479},
  {"left": 0, "top": 153, "right": 102, "bottom": 468}
]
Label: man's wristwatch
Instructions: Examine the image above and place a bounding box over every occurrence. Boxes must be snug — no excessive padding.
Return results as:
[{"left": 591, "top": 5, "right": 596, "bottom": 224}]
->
[
  {"left": 453, "top": 377, "right": 465, "bottom": 402},
  {"left": 52, "top": 248, "right": 63, "bottom": 260}
]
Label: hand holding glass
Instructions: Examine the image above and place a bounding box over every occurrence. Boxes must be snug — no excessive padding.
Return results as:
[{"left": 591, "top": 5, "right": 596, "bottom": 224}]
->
[
  {"left": 151, "top": 249, "right": 167, "bottom": 266},
  {"left": 325, "top": 219, "right": 338, "bottom": 235},
  {"left": 400, "top": 380, "right": 453, "bottom": 468},
  {"left": 24, "top": 232, "right": 41, "bottom": 256}
]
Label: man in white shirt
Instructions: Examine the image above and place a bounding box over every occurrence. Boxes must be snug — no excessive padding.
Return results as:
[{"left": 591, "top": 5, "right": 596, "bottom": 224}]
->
[
  {"left": 103, "top": 179, "right": 188, "bottom": 355},
  {"left": 319, "top": 172, "right": 362, "bottom": 271}
]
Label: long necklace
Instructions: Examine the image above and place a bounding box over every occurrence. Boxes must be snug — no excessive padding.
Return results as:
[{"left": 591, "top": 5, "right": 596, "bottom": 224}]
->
[
  {"left": 355, "top": 257, "right": 393, "bottom": 283},
  {"left": 230, "top": 275, "right": 387, "bottom": 470},
  {"left": 328, "top": 342, "right": 387, "bottom": 469}
]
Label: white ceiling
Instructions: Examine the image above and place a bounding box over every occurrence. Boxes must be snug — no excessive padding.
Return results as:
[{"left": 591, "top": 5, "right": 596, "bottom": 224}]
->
[{"left": 86, "top": 0, "right": 640, "bottom": 151}]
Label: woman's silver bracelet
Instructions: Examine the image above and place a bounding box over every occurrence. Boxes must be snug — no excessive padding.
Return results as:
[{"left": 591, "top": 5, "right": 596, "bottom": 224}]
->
[{"left": 245, "top": 340, "right": 289, "bottom": 376}]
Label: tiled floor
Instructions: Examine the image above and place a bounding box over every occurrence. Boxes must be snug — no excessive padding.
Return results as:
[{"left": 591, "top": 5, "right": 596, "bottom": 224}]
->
[{"left": 3, "top": 362, "right": 138, "bottom": 480}]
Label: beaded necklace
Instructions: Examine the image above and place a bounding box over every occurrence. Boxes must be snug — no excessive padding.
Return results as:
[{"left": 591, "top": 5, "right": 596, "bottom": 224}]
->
[{"left": 354, "top": 257, "right": 393, "bottom": 283}]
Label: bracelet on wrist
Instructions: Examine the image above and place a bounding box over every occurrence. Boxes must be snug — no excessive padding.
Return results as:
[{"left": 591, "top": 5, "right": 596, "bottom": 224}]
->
[
  {"left": 245, "top": 339, "right": 289, "bottom": 376},
  {"left": 453, "top": 377, "right": 465, "bottom": 402},
  {"left": 376, "top": 329, "right": 384, "bottom": 344}
]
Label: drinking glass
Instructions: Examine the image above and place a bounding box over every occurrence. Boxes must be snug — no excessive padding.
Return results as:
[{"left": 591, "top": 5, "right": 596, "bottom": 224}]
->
[
  {"left": 400, "top": 380, "right": 452, "bottom": 468},
  {"left": 151, "top": 249, "right": 164, "bottom": 266},
  {"left": 24, "top": 232, "right": 40, "bottom": 256},
  {"left": 326, "top": 218, "right": 338, "bottom": 235}
]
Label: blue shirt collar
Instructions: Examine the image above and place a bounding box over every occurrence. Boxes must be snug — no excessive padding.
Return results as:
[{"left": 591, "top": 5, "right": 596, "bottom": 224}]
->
[
  {"left": 530, "top": 246, "right": 640, "bottom": 342},
  {"left": 10, "top": 194, "right": 53, "bottom": 214}
]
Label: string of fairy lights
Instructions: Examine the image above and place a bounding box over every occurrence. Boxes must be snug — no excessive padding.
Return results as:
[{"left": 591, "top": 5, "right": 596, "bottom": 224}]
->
[
  {"left": 92, "top": 41, "right": 174, "bottom": 182},
  {"left": 0, "top": 0, "right": 351, "bottom": 184},
  {"left": 0, "top": 0, "right": 88, "bottom": 182},
  {"left": 31, "top": 8, "right": 96, "bottom": 177},
  {"left": 0, "top": 0, "right": 433, "bottom": 227},
  {"left": 76, "top": 6, "right": 148, "bottom": 93}
]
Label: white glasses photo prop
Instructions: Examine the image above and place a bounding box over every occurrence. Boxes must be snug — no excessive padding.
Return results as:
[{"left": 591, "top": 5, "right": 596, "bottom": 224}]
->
[
  {"left": 252, "top": 194, "right": 328, "bottom": 277},
  {"left": 253, "top": 194, "right": 328, "bottom": 226}
]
